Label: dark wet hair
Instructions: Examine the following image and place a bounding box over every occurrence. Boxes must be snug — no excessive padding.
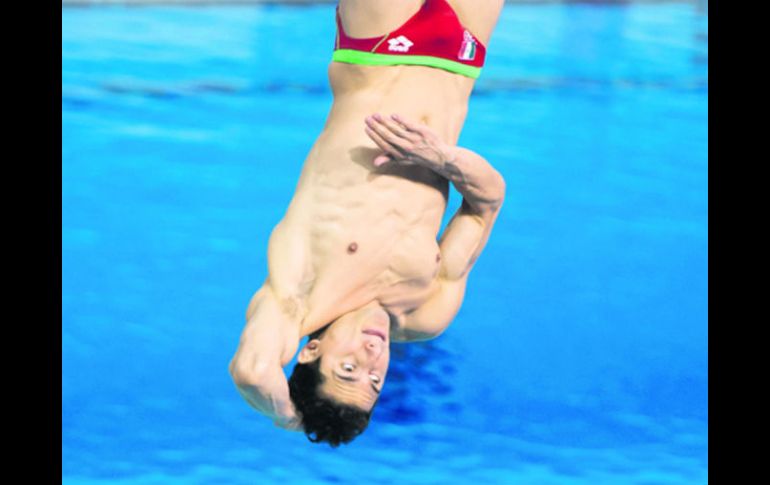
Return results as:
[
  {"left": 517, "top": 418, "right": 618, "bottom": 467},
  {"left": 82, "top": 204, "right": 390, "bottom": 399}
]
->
[{"left": 288, "top": 333, "right": 375, "bottom": 447}]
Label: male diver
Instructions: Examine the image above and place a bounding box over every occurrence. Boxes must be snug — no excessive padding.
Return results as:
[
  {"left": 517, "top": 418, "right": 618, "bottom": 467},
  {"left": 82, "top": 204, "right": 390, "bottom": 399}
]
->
[{"left": 229, "top": 0, "right": 506, "bottom": 446}]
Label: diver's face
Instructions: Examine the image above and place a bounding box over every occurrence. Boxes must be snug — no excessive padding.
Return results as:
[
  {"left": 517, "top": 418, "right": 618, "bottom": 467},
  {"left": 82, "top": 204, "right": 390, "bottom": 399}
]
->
[{"left": 297, "top": 305, "right": 391, "bottom": 411}]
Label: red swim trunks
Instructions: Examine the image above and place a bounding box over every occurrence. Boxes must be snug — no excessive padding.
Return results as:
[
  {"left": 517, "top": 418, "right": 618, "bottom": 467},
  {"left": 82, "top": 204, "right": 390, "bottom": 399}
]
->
[{"left": 332, "top": 0, "right": 487, "bottom": 79}]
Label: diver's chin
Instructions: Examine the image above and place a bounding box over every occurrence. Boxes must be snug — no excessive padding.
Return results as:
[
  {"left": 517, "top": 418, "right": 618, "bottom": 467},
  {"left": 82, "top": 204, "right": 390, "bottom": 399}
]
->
[{"left": 367, "top": 307, "right": 391, "bottom": 328}]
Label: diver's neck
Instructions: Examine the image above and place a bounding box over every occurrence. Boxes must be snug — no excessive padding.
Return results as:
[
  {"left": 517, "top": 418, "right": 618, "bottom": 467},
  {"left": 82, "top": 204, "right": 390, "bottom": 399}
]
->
[{"left": 299, "top": 299, "right": 388, "bottom": 340}]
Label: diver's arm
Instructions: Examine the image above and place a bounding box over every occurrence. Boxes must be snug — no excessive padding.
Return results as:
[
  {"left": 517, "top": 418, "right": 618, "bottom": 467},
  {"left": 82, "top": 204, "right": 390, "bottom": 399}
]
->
[
  {"left": 364, "top": 113, "right": 505, "bottom": 338},
  {"left": 229, "top": 285, "right": 303, "bottom": 430},
  {"left": 430, "top": 145, "right": 506, "bottom": 216},
  {"left": 395, "top": 197, "right": 503, "bottom": 340}
]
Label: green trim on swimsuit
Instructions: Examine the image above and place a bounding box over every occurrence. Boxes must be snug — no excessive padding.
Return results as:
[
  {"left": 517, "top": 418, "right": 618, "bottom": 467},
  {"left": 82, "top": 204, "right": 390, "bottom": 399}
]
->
[{"left": 332, "top": 49, "right": 482, "bottom": 79}]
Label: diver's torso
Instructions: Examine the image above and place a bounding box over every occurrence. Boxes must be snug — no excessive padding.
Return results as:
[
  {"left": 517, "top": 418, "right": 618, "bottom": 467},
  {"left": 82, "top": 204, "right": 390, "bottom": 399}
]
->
[{"left": 266, "top": 62, "right": 476, "bottom": 335}]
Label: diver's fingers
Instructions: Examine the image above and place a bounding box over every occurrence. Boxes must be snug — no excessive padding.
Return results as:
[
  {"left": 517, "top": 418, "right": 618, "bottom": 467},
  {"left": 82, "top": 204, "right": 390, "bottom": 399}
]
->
[
  {"left": 390, "top": 113, "right": 427, "bottom": 136},
  {"left": 274, "top": 418, "right": 303, "bottom": 432},
  {"left": 365, "top": 124, "right": 404, "bottom": 161},
  {"left": 373, "top": 154, "right": 392, "bottom": 167},
  {"left": 373, "top": 113, "right": 420, "bottom": 143},
  {"left": 274, "top": 406, "right": 304, "bottom": 432},
  {"left": 366, "top": 115, "right": 413, "bottom": 154}
]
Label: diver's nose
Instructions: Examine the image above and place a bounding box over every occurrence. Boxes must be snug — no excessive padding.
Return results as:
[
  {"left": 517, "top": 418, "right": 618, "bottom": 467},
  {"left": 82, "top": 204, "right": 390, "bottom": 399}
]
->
[{"left": 364, "top": 338, "right": 384, "bottom": 357}]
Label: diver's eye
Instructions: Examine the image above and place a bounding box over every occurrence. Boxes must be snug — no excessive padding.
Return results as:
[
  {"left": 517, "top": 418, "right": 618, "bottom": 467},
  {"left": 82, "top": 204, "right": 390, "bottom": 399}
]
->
[
  {"left": 342, "top": 363, "right": 355, "bottom": 372},
  {"left": 369, "top": 374, "right": 380, "bottom": 383}
]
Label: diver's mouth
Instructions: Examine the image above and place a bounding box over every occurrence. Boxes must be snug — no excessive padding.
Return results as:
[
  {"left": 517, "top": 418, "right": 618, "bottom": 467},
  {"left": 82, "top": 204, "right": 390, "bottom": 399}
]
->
[{"left": 362, "top": 329, "right": 386, "bottom": 342}]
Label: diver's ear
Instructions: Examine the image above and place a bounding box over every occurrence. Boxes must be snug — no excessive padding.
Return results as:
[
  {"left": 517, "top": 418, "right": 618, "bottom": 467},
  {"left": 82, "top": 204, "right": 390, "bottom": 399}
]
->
[{"left": 297, "top": 339, "right": 321, "bottom": 364}]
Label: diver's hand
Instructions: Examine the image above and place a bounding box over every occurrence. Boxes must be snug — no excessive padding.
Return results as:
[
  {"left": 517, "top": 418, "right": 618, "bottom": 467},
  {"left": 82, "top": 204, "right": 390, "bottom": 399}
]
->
[
  {"left": 364, "top": 113, "right": 453, "bottom": 170},
  {"left": 230, "top": 362, "right": 303, "bottom": 432}
]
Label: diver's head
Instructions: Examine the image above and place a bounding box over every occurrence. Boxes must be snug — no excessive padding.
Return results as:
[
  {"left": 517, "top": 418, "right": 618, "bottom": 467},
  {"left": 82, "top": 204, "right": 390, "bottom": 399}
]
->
[{"left": 288, "top": 302, "right": 391, "bottom": 447}]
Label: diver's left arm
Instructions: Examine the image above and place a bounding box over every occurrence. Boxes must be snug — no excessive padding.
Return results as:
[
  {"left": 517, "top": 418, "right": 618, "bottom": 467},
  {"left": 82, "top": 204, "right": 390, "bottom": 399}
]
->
[
  {"left": 364, "top": 113, "right": 506, "bottom": 339},
  {"left": 398, "top": 186, "right": 505, "bottom": 341}
]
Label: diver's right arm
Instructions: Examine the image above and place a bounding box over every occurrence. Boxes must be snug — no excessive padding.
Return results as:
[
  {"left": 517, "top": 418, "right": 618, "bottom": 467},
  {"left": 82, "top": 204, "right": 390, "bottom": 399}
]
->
[{"left": 228, "top": 285, "right": 303, "bottom": 431}]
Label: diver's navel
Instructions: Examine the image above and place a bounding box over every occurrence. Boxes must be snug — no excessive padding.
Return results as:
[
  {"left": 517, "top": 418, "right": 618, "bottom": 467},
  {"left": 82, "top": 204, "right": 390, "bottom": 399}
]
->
[{"left": 436, "top": 253, "right": 441, "bottom": 263}]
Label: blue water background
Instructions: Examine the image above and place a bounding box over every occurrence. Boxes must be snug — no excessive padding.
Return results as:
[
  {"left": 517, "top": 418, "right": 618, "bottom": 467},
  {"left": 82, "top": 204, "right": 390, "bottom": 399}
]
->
[{"left": 62, "top": 2, "right": 708, "bottom": 484}]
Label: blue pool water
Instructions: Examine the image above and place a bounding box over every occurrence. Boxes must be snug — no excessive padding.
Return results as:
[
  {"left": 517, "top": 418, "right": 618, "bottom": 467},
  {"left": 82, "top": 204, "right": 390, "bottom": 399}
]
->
[{"left": 62, "top": 2, "right": 708, "bottom": 484}]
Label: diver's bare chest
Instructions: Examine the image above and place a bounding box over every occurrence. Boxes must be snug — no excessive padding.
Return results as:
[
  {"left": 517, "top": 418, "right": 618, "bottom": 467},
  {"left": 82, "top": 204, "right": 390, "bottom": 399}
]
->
[{"left": 303, "top": 226, "right": 442, "bottom": 326}]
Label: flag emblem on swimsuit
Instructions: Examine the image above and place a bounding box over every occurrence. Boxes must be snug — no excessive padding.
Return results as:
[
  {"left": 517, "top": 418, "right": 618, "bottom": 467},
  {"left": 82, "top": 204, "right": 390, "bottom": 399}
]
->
[
  {"left": 458, "top": 30, "right": 477, "bottom": 61},
  {"left": 388, "top": 35, "right": 414, "bottom": 53}
]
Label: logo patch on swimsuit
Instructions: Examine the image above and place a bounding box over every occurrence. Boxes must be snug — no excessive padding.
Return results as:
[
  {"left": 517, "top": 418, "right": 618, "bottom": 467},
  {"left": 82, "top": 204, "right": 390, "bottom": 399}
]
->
[
  {"left": 458, "top": 30, "right": 477, "bottom": 61},
  {"left": 387, "top": 35, "right": 414, "bottom": 53}
]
